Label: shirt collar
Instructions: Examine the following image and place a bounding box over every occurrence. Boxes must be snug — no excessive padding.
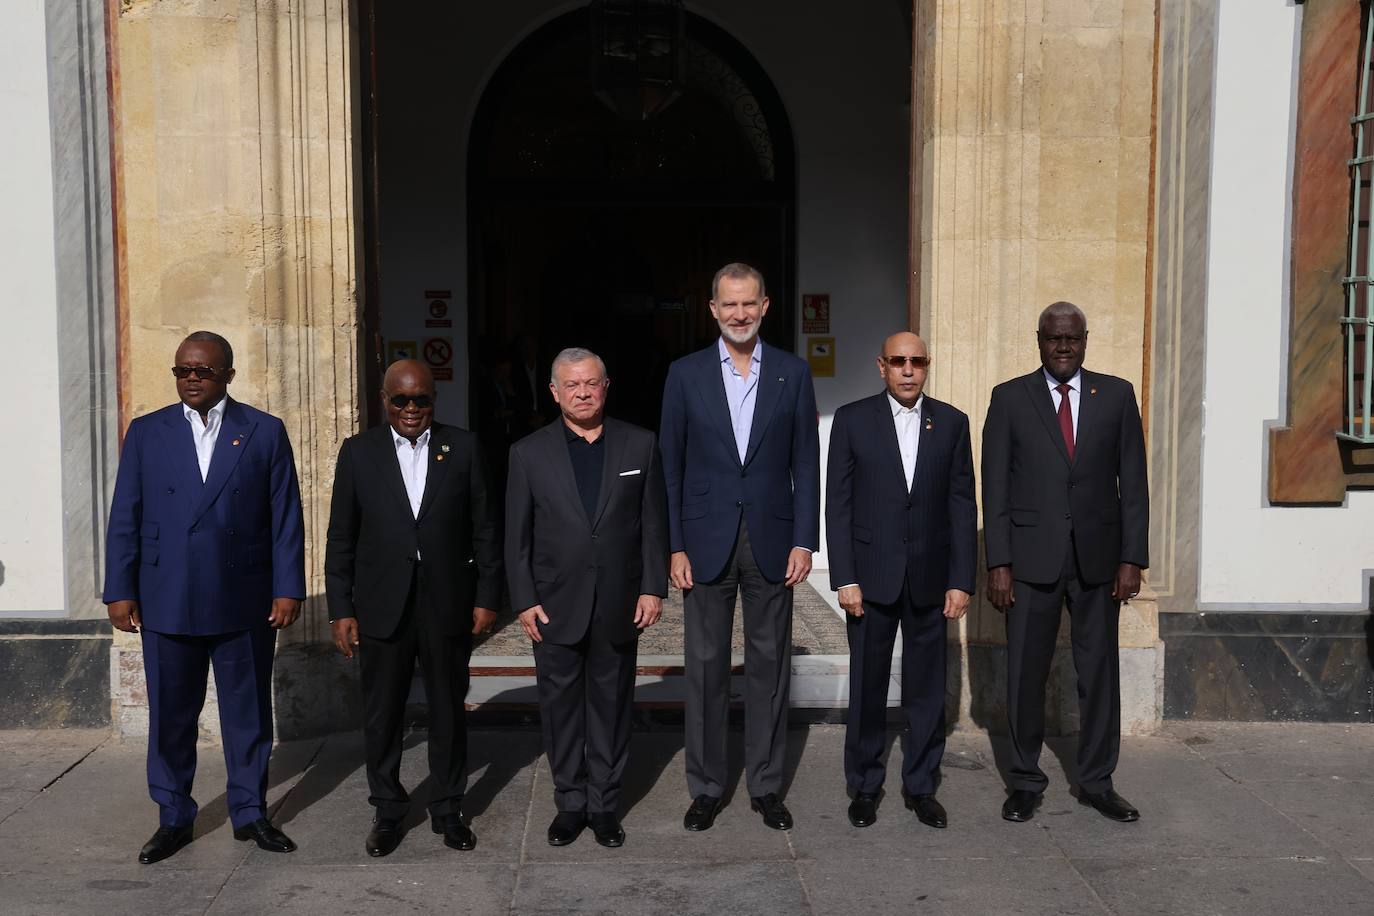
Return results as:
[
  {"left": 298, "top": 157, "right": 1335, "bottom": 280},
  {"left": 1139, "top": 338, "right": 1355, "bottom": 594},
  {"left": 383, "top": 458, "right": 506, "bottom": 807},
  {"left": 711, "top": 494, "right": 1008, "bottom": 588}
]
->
[
  {"left": 718, "top": 336, "right": 762, "bottom": 367},
  {"left": 1043, "top": 368, "right": 1082, "bottom": 391},
  {"left": 183, "top": 396, "right": 227, "bottom": 425},
  {"left": 391, "top": 426, "right": 431, "bottom": 451},
  {"left": 564, "top": 422, "right": 603, "bottom": 445},
  {"left": 887, "top": 393, "right": 923, "bottom": 417}
]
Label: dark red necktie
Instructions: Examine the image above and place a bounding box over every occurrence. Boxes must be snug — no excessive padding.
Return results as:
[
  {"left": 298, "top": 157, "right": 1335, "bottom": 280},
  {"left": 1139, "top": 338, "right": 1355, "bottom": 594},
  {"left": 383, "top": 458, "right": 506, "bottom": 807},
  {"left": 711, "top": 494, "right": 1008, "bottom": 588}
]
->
[{"left": 1056, "top": 383, "right": 1075, "bottom": 461}]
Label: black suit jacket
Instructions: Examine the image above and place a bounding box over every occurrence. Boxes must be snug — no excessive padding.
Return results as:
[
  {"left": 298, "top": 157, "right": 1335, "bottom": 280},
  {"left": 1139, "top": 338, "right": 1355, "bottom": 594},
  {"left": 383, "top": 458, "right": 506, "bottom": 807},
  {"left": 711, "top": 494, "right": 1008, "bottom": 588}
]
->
[
  {"left": 825, "top": 393, "right": 977, "bottom": 606},
  {"left": 324, "top": 422, "right": 502, "bottom": 640},
  {"left": 981, "top": 368, "right": 1149, "bottom": 586},
  {"left": 505, "top": 417, "right": 669, "bottom": 645}
]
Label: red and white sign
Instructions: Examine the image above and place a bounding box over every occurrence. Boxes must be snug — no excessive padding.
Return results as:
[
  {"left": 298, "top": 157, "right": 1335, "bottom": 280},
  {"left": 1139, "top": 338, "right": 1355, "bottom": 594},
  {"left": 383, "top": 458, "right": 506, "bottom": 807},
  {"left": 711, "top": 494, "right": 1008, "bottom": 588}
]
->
[{"left": 423, "top": 336, "right": 453, "bottom": 367}]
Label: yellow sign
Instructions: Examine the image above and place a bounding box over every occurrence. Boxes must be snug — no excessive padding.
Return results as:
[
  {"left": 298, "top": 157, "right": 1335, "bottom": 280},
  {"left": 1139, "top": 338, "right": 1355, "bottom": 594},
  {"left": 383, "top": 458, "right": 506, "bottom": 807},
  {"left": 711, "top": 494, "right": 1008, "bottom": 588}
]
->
[{"left": 807, "top": 337, "right": 835, "bottom": 378}]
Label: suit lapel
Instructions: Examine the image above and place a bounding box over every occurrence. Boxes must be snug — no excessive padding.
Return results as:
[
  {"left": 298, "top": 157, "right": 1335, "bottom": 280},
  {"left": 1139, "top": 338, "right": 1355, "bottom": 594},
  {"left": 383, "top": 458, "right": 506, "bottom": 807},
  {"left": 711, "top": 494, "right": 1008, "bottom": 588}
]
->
[
  {"left": 696, "top": 347, "right": 742, "bottom": 467},
  {"left": 743, "top": 343, "right": 784, "bottom": 467},
  {"left": 369, "top": 425, "right": 412, "bottom": 514},
  {"left": 1073, "top": 370, "right": 1097, "bottom": 465},
  {"left": 590, "top": 420, "right": 624, "bottom": 531},
  {"left": 192, "top": 399, "right": 256, "bottom": 523},
  {"left": 159, "top": 406, "right": 205, "bottom": 502},
  {"left": 546, "top": 422, "right": 593, "bottom": 529},
  {"left": 416, "top": 425, "right": 451, "bottom": 520},
  {"left": 1024, "top": 372, "right": 1072, "bottom": 467},
  {"left": 871, "top": 394, "right": 909, "bottom": 493}
]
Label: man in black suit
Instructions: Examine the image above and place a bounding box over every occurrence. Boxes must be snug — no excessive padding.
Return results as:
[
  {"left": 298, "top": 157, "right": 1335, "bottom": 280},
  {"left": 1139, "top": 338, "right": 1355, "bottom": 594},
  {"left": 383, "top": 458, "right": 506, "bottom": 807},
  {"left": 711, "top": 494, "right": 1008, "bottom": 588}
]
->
[
  {"left": 325, "top": 359, "right": 502, "bottom": 856},
  {"left": 982, "top": 301, "right": 1148, "bottom": 824},
  {"left": 826, "top": 332, "right": 976, "bottom": 829},
  {"left": 506, "top": 347, "right": 668, "bottom": 849}
]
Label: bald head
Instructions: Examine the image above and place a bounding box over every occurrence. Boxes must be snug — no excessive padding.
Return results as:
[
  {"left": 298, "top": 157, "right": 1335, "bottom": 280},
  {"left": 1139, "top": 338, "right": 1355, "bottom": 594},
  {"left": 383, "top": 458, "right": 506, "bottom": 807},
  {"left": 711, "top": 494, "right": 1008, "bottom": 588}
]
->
[
  {"left": 383, "top": 358, "right": 433, "bottom": 391},
  {"left": 878, "top": 331, "right": 930, "bottom": 408},
  {"left": 382, "top": 359, "right": 436, "bottom": 441}
]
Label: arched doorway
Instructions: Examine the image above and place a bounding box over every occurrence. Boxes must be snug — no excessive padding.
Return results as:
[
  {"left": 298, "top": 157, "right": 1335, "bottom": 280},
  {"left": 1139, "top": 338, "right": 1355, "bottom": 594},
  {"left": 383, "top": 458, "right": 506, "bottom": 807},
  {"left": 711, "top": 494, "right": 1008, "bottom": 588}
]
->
[{"left": 466, "top": 8, "right": 797, "bottom": 441}]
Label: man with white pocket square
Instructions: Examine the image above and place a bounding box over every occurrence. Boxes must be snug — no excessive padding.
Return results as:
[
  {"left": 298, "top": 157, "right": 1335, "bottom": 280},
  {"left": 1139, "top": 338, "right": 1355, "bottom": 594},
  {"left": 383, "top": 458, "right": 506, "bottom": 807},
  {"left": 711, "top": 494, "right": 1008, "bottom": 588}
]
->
[{"left": 505, "top": 347, "right": 669, "bottom": 848}]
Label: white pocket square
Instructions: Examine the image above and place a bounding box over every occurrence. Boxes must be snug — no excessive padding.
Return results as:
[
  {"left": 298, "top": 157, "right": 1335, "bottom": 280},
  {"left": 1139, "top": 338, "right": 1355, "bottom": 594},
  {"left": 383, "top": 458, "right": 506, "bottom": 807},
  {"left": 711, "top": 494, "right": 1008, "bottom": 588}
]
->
[{"left": 618, "top": 469, "right": 641, "bottom": 477}]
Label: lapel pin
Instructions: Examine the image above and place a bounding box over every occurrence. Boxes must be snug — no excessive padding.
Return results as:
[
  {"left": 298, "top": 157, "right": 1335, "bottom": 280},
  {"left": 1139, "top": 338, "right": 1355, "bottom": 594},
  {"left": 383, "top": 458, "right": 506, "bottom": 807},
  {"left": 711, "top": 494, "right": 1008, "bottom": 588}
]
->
[
  {"left": 1090, "top": 387, "right": 1098, "bottom": 395},
  {"left": 436, "top": 454, "right": 445, "bottom": 462},
  {"left": 777, "top": 376, "right": 785, "bottom": 382},
  {"left": 231, "top": 438, "right": 241, "bottom": 446},
  {"left": 441, "top": 444, "right": 451, "bottom": 453},
  {"left": 925, "top": 418, "right": 933, "bottom": 430}
]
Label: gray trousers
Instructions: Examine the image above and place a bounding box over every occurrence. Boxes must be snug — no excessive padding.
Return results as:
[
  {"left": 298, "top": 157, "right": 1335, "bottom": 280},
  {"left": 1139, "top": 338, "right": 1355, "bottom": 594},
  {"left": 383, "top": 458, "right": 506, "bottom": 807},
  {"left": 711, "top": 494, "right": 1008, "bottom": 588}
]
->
[{"left": 684, "top": 520, "right": 793, "bottom": 799}]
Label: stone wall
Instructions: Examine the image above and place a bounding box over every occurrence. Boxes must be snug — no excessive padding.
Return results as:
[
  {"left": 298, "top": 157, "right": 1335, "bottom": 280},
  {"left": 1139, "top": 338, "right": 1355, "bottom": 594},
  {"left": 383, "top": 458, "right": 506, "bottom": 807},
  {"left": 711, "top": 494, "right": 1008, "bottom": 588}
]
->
[
  {"left": 109, "top": 0, "right": 360, "bottom": 735},
  {"left": 914, "top": 0, "right": 1161, "bottom": 732}
]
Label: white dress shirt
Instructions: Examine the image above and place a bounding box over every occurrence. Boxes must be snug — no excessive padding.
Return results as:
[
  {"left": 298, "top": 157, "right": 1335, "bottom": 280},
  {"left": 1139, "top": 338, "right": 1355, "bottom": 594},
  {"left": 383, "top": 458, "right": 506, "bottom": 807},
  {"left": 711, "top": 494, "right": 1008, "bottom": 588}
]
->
[
  {"left": 183, "top": 396, "right": 227, "bottom": 482},
  {"left": 1044, "top": 368, "right": 1082, "bottom": 438},
  {"left": 391, "top": 426, "right": 430, "bottom": 518},
  {"left": 889, "top": 392, "right": 923, "bottom": 493}
]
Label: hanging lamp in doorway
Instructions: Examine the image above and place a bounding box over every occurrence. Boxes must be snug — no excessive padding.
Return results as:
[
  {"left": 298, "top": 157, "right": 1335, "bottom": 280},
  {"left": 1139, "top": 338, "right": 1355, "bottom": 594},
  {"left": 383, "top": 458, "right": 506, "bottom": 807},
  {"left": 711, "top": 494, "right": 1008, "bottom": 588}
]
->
[{"left": 589, "top": 0, "right": 686, "bottom": 121}]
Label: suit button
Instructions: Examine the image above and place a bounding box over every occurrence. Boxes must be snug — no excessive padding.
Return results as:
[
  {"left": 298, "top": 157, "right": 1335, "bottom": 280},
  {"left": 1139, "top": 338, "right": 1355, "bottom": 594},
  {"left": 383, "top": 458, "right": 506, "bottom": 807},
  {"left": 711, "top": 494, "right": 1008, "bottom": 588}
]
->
[
  {"left": 1064, "top": 513, "right": 1071, "bottom": 520},
  {"left": 228, "top": 562, "right": 235, "bottom": 569},
  {"left": 740, "top": 470, "right": 746, "bottom": 478},
  {"left": 189, "top": 528, "right": 196, "bottom": 535},
  {"left": 905, "top": 502, "right": 911, "bottom": 509},
  {"left": 902, "top": 536, "right": 909, "bottom": 544},
  {"left": 414, "top": 522, "right": 420, "bottom": 529},
  {"left": 736, "top": 500, "right": 743, "bottom": 507},
  {"left": 406, "top": 557, "right": 415, "bottom": 563},
  {"left": 592, "top": 534, "right": 599, "bottom": 540},
  {"left": 167, "top": 487, "right": 175, "bottom": 494},
  {"left": 227, "top": 529, "right": 235, "bottom": 536},
  {"left": 233, "top": 489, "right": 240, "bottom": 495}
]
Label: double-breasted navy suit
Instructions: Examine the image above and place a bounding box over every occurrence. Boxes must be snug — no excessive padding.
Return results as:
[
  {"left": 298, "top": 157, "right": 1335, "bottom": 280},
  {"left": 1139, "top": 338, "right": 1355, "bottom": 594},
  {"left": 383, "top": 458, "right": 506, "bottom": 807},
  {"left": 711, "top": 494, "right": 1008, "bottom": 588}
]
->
[{"left": 104, "top": 398, "right": 305, "bottom": 829}]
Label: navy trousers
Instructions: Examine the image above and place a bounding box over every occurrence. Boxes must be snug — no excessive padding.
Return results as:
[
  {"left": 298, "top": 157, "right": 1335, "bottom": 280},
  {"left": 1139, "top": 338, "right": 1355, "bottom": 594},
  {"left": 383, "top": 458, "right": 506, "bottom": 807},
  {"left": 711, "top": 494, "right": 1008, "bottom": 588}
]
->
[
  {"left": 142, "top": 626, "right": 276, "bottom": 829},
  {"left": 844, "top": 577, "right": 947, "bottom": 797}
]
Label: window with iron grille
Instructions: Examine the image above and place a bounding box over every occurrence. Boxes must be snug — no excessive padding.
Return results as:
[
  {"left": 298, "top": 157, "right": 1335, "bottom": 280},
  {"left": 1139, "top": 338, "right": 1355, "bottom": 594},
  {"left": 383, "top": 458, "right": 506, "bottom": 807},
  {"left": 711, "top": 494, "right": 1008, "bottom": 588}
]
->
[{"left": 1342, "top": 3, "right": 1374, "bottom": 443}]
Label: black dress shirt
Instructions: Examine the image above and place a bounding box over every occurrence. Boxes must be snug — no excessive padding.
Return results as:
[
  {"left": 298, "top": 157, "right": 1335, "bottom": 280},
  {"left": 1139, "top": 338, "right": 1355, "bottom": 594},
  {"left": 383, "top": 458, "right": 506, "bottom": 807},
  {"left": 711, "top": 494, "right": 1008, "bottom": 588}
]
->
[{"left": 564, "top": 424, "right": 605, "bottom": 522}]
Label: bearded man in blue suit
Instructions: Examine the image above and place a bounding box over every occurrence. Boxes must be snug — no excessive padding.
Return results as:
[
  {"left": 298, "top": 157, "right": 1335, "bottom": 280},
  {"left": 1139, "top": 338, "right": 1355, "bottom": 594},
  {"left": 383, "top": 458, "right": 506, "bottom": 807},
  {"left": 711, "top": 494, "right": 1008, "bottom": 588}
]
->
[{"left": 104, "top": 331, "right": 306, "bottom": 864}]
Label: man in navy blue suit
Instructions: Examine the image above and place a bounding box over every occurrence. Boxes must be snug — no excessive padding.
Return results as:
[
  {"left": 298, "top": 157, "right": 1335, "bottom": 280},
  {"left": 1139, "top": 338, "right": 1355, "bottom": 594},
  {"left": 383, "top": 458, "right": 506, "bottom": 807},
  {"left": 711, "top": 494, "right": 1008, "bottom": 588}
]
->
[
  {"left": 660, "top": 263, "right": 820, "bottom": 832},
  {"left": 825, "top": 332, "right": 976, "bottom": 830},
  {"left": 104, "top": 331, "right": 305, "bottom": 864}
]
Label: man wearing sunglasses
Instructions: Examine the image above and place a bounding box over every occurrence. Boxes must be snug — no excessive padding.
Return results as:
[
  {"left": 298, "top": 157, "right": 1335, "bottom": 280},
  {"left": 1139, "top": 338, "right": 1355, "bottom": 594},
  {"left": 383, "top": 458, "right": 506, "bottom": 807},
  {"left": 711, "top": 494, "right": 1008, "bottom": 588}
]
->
[
  {"left": 324, "top": 359, "right": 502, "bottom": 857},
  {"left": 103, "top": 331, "right": 306, "bottom": 864},
  {"left": 825, "top": 332, "right": 976, "bottom": 829}
]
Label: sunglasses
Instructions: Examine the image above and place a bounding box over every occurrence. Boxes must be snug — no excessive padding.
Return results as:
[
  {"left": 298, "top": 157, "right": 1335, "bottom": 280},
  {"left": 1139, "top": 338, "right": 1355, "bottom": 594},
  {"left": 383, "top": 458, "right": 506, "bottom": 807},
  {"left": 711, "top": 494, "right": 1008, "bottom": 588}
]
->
[
  {"left": 388, "top": 394, "right": 434, "bottom": 410},
  {"left": 171, "top": 365, "right": 224, "bottom": 380},
  {"left": 883, "top": 355, "right": 930, "bottom": 369}
]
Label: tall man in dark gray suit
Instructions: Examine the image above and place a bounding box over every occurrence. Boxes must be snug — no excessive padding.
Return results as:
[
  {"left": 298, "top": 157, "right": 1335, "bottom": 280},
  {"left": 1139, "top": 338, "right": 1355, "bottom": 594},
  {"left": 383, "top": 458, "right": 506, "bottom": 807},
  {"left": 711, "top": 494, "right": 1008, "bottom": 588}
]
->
[
  {"left": 506, "top": 348, "right": 669, "bottom": 849},
  {"left": 982, "top": 301, "right": 1149, "bottom": 825},
  {"left": 660, "top": 263, "right": 821, "bottom": 832},
  {"left": 826, "top": 332, "right": 976, "bottom": 830},
  {"left": 325, "top": 359, "right": 502, "bottom": 857}
]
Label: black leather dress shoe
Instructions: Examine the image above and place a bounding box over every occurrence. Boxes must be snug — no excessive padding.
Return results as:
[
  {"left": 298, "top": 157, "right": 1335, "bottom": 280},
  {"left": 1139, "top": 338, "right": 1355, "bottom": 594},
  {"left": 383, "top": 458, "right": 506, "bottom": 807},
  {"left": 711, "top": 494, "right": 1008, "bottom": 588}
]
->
[
  {"left": 431, "top": 813, "right": 476, "bottom": 850},
  {"left": 232, "top": 818, "right": 296, "bottom": 853},
  {"left": 847, "top": 792, "right": 878, "bottom": 827},
  {"left": 589, "top": 812, "right": 625, "bottom": 848},
  {"left": 1001, "top": 789, "right": 1040, "bottom": 823},
  {"left": 1079, "top": 789, "right": 1140, "bottom": 823},
  {"left": 683, "top": 794, "right": 723, "bottom": 831},
  {"left": 750, "top": 793, "right": 793, "bottom": 831},
  {"left": 138, "top": 824, "right": 193, "bottom": 864},
  {"left": 905, "top": 793, "right": 947, "bottom": 829},
  {"left": 365, "top": 817, "right": 403, "bottom": 858},
  {"left": 547, "top": 811, "right": 587, "bottom": 846}
]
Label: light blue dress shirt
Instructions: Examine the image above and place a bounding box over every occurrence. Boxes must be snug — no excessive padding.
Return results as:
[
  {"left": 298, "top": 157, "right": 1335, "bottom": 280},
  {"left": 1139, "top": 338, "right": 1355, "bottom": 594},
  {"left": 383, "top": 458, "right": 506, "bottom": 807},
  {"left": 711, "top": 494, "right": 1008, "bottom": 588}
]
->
[{"left": 719, "top": 337, "right": 761, "bottom": 463}]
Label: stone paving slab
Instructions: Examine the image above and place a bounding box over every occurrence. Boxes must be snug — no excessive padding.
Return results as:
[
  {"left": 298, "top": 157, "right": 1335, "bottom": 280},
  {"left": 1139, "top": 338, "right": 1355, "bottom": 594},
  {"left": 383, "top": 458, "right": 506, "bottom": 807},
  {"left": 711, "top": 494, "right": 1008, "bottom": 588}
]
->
[{"left": 0, "top": 723, "right": 1371, "bottom": 915}]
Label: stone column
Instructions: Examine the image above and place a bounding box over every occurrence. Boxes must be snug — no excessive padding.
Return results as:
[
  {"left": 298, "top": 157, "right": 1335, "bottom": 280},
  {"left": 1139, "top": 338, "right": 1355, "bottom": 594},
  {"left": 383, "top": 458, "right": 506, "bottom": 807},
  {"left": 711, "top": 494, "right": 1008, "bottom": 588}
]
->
[
  {"left": 913, "top": 0, "right": 1161, "bottom": 733},
  {"left": 110, "top": 0, "right": 361, "bottom": 736}
]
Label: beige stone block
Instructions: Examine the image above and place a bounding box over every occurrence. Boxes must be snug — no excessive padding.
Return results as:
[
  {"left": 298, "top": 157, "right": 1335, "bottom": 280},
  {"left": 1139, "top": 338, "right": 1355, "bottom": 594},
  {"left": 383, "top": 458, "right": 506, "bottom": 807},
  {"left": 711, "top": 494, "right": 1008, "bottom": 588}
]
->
[
  {"left": 1035, "top": 240, "right": 1116, "bottom": 313},
  {"left": 1039, "top": 137, "right": 1120, "bottom": 240},
  {"left": 1120, "top": 29, "right": 1155, "bottom": 138},
  {"left": 1116, "top": 138, "right": 1151, "bottom": 242},
  {"left": 149, "top": 16, "right": 241, "bottom": 137},
  {"left": 1123, "top": 0, "right": 1157, "bottom": 33},
  {"left": 1043, "top": 0, "right": 1124, "bottom": 28},
  {"left": 1041, "top": 28, "right": 1122, "bottom": 136}
]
